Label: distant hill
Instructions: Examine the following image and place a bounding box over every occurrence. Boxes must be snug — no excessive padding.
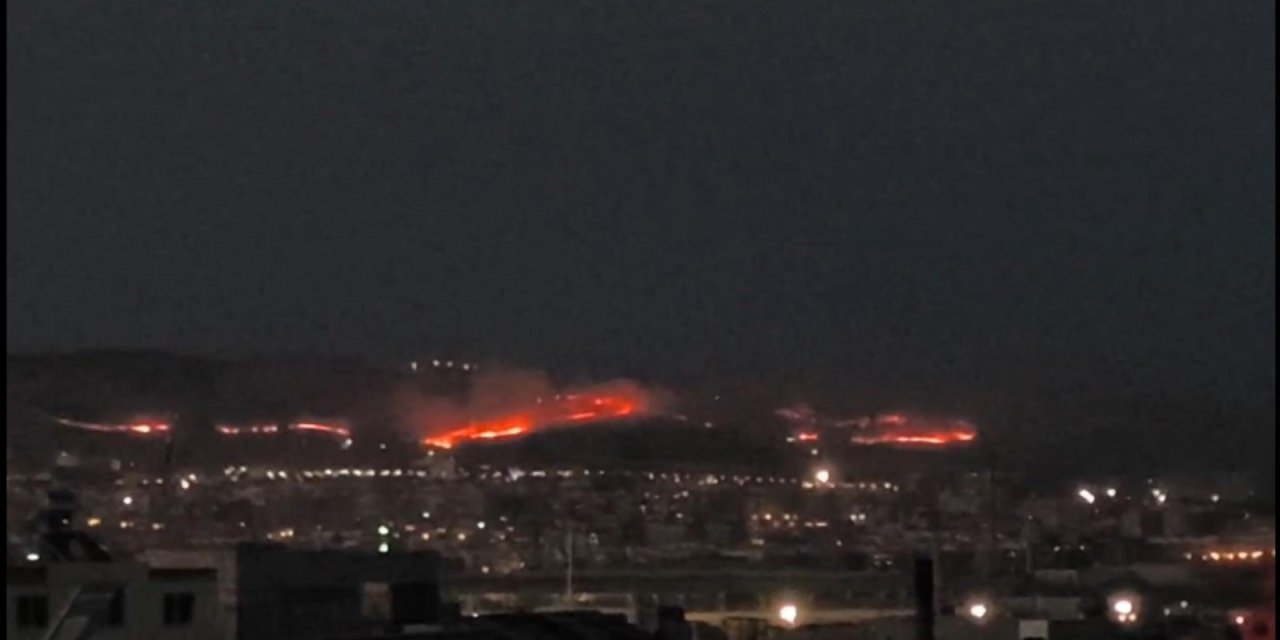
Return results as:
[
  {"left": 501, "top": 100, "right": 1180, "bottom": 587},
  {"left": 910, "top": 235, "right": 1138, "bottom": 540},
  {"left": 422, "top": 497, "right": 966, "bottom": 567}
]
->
[
  {"left": 6, "top": 351, "right": 1273, "bottom": 500},
  {"left": 5, "top": 350, "right": 462, "bottom": 446},
  {"left": 454, "top": 416, "right": 795, "bottom": 474}
]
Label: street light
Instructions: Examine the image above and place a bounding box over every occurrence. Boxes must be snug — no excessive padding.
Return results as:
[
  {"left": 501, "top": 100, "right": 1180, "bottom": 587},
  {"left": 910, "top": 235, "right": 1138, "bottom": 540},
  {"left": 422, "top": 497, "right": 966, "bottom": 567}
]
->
[
  {"left": 967, "top": 602, "right": 989, "bottom": 621},
  {"left": 778, "top": 604, "right": 799, "bottom": 626},
  {"left": 1111, "top": 597, "right": 1139, "bottom": 624}
]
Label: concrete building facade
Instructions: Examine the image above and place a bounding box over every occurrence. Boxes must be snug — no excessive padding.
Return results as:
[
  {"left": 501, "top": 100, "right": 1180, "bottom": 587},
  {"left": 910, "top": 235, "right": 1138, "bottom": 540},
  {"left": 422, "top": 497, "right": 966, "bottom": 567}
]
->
[
  {"left": 6, "top": 561, "right": 220, "bottom": 640},
  {"left": 147, "top": 543, "right": 442, "bottom": 640}
]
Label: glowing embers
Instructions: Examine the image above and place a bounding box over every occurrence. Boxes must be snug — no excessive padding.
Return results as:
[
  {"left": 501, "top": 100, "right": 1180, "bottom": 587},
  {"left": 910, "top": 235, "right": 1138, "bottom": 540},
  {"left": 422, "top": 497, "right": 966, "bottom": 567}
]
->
[
  {"left": 421, "top": 394, "right": 643, "bottom": 449},
  {"left": 49, "top": 415, "right": 171, "bottom": 437},
  {"left": 847, "top": 413, "right": 977, "bottom": 448},
  {"left": 851, "top": 431, "right": 978, "bottom": 446},
  {"left": 778, "top": 406, "right": 978, "bottom": 449},
  {"left": 216, "top": 424, "right": 280, "bottom": 436},
  {"left": 216, "top": 421, "right": 352, "bottom": 439},
  {"left": 292, "top": 422, "right": 352, "bottom": 438}
]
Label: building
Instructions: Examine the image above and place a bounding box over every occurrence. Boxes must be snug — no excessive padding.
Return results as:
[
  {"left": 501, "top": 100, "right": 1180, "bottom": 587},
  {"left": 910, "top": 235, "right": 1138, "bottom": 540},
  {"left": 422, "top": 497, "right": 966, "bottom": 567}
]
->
[
  {"left": 146, "top": 543, "right": 442, "bottom": 640},
  {"left": 6, "top": 485, "right": 220, "bottom": 639},
  {"left": 6, "top": 561, "right": 219, "bottom": 640}
]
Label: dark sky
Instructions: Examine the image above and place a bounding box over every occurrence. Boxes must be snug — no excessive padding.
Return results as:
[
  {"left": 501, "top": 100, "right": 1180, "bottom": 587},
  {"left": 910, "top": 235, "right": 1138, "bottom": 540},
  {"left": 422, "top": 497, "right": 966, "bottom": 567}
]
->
[{"left": 7, "top": 1, "right": 1275, "bottom": 396}]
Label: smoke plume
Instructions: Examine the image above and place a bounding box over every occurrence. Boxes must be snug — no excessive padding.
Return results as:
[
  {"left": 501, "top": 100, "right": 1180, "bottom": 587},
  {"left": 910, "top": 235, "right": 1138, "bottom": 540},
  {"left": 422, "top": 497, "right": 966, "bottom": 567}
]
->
[{"left": 396, "top": 366, "right": 666, "bottom": 448}]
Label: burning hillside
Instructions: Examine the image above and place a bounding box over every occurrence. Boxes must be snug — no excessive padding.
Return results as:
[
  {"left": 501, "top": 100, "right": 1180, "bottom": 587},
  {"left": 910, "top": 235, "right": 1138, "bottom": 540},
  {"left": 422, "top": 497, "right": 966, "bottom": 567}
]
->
[
  {"left": 45, "top": 412, "right": 353, "bottom": 441},
  {"left": 401, "top": 368, "right": 662, "bottom": 449},
  {"left": 777, "top": 405, "right": 978, "bottom": 448},
  {"left": 850, "top": 413, "right": 978, "bottom": 446},
  {"left": 419, "top": 393, "right": 646, "bottom": 449},
  {"left": 46, "top": 414, "right": 173, "bottom": 436}
]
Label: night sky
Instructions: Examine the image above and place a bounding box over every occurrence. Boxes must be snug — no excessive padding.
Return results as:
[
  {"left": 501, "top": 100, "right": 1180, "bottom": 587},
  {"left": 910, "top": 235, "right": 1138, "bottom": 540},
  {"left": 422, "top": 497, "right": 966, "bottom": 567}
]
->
[{"left": 7, "top": 2, "right": 1275, "bottom": 401}]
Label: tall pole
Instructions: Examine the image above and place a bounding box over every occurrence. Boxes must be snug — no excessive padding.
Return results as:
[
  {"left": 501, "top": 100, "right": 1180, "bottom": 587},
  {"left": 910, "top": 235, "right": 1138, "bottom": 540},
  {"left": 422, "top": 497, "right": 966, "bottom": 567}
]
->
[
  {"left": 914, "top": 556, "right": 935, "bottom": 640},
  {"left": 565, "top": 526, "right": 574, "bottom": 604}
]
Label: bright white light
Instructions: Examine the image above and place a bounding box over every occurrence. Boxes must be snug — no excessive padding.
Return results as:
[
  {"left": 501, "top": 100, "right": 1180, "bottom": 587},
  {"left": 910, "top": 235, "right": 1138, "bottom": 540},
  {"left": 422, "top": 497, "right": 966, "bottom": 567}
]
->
[
  {"left": 968, "top": 603, "right": 989, "bottom": 620},
  {"left": 378, "top": 542, "right": 389, "bottom": 554},
  {"left": 1114, "top": 599, "right": 1134, "bottom": 615},
  {"left": 122, "top": 496, "right": 133, "bottom": 506},
  {"left": 1236, "top": 615, "right": 1246, "bottom": 625},
  {"left": 778, "top": 604, "right": 799, "bottom": 625},
  {"left": 477, "top": 521, "right": 486, "bottom": 530},
  {"left": 179, "top": 479, "right": 191, "bottom": 490},
  {"left": 1078, "top": 489, "right": 1097, "bottom": 504},
  {"left": 25, "top": 553, "right": 39, "bottom": 562},
  {"left": 1211, "top": 494, "right": 1221, "bottom": 503},
  {"left": 377, "top": 525, "right": 390, "bottom": 536},
  {"left": 1106, "top": 488, "right": 1117, "bottom": 498},
  {"left": 814, "top": 469, "right": 831, "bottom": 484}
]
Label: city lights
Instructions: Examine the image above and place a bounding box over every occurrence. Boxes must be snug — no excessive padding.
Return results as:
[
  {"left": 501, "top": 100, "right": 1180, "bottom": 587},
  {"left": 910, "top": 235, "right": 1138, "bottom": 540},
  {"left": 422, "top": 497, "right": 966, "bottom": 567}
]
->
[
  {"left": 777, "top": 604, "right": 799, "bottom": 626},
  {"left": 967, "top": 602, "right": 989, "bottom": 621},
  {"left": 1111, "top": 597, "right": 1139, "bottom": 624}
]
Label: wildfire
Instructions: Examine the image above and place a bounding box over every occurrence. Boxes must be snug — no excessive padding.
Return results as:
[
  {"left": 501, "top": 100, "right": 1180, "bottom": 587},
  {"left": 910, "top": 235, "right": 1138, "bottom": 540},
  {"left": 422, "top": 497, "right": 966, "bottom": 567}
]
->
[
  {"left": 49, "top": 415, "right": 171, "bottom": 436},
  {"left": 778, "top": 406, "right": 978, "bottom": 449},
  {"left": 851, "top": 414, "right": 978, "bottom": 447},
  {"left": 50, "top": 414, "right": 353, "bottom": 442},
  {"left": 852, "top": 430, "right": 978, "bottom": 446},
  {"left": 422, "top": 393, "right": 644, "bottom": 449},
  {"left": 216, "top": 421, "right": 351, "bottom": 439},
  {"left": 292, "top": 422, "right": 352, "bottom": 438},
  {"left": 216, "top": 424, "right": 280, "bottom": 435}
]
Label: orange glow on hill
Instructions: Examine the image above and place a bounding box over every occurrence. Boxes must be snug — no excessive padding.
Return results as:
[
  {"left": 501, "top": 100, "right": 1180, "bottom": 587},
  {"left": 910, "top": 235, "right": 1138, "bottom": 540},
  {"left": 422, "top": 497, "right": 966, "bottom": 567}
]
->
[
  {"left": 49, "top": 415, "right": 172, "bottom": 436},
  {"left": 779, "top": 406, "right": 978, "bottom": 449},
  {"left": 852, "top": 430, "right": 977, "bottom": 446},
  {"left": 852, "top": 414, "right": 978, "bottom": 447},
  {"left": 422, "top": 393, "right": 644, "bottom": 449},
  {"left": 215, "top": 422, "right": 351, "bottom": 439}
]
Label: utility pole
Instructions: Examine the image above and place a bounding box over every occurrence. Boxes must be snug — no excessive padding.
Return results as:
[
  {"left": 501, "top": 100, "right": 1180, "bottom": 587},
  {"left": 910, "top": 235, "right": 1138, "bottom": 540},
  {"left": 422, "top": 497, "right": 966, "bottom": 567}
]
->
[
  {"left": 983, "top": 446, "right": 999, "bottom": 582},
  {"left": 914, "top": 556, "right": 935, "bottom": 640},
  {"left": 564, "top": 526, "right": 574, "bottom": 604}
]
